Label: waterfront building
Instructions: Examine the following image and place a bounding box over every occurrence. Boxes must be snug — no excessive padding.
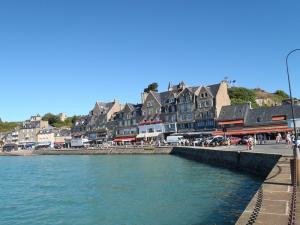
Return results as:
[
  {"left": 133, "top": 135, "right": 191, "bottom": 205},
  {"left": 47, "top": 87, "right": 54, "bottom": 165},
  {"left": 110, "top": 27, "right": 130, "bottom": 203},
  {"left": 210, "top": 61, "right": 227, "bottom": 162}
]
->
[
  {"left": 113, "top": 103, "right": 143, "bottom": 143},
  {"left": 71, "top": 116, "right": 90, "bottom": 138},
  {"left": 37, "top": 127, "right": 55, "bottom": 147},
  {"left": 86, "top": 100, "right": 123, "bottom": 143},
  {"left": 3, "top": 130, "right": 19, "bottom": 145},
  {"left": 54, "top": 128, "right": 72, "bottom": 148},
  {"left": 137, "top": 120, "right": 165, "bottom": 142},
  {"left": 140, "top": 81, "right": 231, "bottom": 140},
  {"left": 140, "top": 88, "right": 167, "bottom": 141},
  {"left": 70, "top": 81, "right": 231, "bottom": 142},
  {"left": 215, "top": 103, "right": 300, "bottom": 137},
  {"left": 18, "top": 115, "right": 49, "bottom": 146}
]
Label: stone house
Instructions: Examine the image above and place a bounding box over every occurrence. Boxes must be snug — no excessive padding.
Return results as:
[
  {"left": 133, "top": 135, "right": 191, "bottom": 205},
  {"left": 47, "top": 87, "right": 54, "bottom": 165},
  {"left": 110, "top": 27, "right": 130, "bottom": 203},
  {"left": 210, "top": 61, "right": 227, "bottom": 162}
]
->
[
  {"left": 176, "top": 81, "right": 231, "bottom": 133},
  {"left": 139, "top": 81, "right": 231, "bottom": 137},
  {"left": 113, "top": 103, "right": 143, "bottom": 142},
  {"left": 37, "top": 127, "right": 55, "bottom": 146},
  {"left": 86, "top": 100, "right": 123, "bottom": 143},
  {"left": 54, "top": 128, "right": 72, "bottom": 146},
  {"left": 71, "top": 116, "right": 90, "bottom": 138},
  {"left": 194, "top": 82, "right": 231, "bottom": 131},
  {"left": 176, "top": 87, "right": 198, "bottom": 132},
  {"left": 18, "top": 115, "right": 49, "bottom": 145}
]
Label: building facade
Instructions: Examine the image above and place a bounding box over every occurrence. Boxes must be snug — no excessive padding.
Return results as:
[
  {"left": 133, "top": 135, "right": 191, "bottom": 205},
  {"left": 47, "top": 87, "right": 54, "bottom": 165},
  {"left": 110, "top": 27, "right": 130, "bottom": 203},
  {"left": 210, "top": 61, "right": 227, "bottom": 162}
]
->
[
  {"left": 140, "top": 81, "right": 231, "bottom": 139},
  {"left": 113, "top": 103, "right": 143, "bottom": 142},
  {"left": 86, "top": 100, "right": 123, "bottom": 143},
  {"left": 18, "top": 115, "right": 49, "bottom": 145},
  {"left": 215, "top": 103, "right": 300, "bottom": 137}
]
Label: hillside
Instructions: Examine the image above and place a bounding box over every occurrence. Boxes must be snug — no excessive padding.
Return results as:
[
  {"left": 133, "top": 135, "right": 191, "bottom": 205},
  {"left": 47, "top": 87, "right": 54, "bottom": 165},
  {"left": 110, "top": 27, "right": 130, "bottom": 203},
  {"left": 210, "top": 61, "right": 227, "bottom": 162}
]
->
[
  {"left": 0, "top": 121, "right": 20, "bottom": 133},
  {"left": 228, "top": 87, "right": 292, "bottom": 108}
]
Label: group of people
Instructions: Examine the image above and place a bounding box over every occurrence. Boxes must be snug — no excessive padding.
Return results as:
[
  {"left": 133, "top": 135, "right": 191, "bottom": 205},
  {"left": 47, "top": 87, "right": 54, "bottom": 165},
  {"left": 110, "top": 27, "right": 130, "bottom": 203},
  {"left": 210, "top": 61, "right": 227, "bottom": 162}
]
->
[
  {"left": 276, "top": 132, "right": 294, "bottom": 145},
  {"left": 246, "top": 132, "right": 298, "bottom": 151}
]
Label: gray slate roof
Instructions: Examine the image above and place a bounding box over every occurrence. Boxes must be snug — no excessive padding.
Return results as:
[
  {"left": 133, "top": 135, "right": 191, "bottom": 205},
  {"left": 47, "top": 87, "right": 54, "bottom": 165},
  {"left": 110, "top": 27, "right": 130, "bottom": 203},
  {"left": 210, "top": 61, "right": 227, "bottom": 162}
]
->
[
  {"left": 218, "top": 103, "right": 300, "bottom": 126},
  {"left": 218, "top": 104, "right": 250, "bottom": 121}
]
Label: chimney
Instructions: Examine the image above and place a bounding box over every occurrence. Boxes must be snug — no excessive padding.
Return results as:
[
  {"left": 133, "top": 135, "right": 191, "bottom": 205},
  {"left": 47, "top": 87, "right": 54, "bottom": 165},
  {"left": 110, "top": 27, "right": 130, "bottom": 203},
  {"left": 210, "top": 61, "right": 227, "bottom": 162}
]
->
[{"left": 247, "top": 101, "right": 252, "bottom": 109}]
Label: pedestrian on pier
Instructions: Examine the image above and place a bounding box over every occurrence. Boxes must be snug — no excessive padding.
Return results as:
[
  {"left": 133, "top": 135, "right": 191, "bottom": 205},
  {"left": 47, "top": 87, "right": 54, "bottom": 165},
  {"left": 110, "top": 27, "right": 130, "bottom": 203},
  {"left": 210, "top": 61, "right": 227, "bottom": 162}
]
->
[{"left": 247, "top": 136, "right": 254, "bottom": 150}]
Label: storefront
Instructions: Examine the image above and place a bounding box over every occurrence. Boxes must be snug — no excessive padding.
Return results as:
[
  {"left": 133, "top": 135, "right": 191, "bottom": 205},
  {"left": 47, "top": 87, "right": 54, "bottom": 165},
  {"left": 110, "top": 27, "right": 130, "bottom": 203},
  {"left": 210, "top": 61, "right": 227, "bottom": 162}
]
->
[{"left": 113, "top": 136, "right": 136, "bottom": 144}]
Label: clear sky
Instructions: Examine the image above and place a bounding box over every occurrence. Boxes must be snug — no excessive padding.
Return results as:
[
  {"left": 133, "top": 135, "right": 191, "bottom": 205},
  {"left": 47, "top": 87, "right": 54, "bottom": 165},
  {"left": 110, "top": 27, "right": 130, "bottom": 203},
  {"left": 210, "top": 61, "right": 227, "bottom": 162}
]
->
[{"left": 0, "top": 0, "right": 299, "bottom": 121}]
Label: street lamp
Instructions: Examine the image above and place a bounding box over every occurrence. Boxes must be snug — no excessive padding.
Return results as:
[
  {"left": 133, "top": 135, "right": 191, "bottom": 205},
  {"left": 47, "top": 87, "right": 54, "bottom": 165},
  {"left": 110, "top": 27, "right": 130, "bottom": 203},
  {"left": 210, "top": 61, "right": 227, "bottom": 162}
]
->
[
  {"left": 286, "top": 49, "right": 300, "bottom": 188},
  {"left": 286, "top": 49, "right": 300, "bottom": 142}
]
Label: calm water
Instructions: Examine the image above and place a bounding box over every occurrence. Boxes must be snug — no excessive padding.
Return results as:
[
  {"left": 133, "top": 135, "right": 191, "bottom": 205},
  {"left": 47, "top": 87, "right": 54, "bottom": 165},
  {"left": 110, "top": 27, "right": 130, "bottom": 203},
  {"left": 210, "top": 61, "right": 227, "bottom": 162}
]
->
[{"left": 0, "top": 155, "right": 262, "bottom": 225}]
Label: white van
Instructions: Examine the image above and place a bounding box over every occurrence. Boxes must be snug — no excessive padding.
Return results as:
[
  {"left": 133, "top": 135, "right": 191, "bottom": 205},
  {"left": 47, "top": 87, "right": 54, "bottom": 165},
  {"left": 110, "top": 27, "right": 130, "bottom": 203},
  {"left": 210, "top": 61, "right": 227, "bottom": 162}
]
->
[
  {"left": 71, "top": 138, "right": 90, "bottom": 148},
  {"left": 167, "top": 136, "right": 185, "bottom": 145}
]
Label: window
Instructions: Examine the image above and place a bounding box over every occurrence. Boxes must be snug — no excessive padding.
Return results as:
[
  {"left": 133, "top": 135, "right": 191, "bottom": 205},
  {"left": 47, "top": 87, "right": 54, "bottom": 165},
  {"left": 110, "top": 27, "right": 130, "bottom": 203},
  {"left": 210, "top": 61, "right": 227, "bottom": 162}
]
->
[
  {"left": 148, "top": 128, "right": 154, "bottom": 133},
  {"left": 171, "top": 115, "right": 176, "bottom": 122},
  {"left": 147, "top": 101, "right": 153, "bottom": 107}
]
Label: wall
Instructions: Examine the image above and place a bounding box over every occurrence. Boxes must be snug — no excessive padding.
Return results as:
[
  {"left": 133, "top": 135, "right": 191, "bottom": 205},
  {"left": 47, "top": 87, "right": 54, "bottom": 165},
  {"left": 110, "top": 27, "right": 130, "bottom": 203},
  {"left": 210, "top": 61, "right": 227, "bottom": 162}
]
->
[
  {"left": 215, "top": 82, "right": 231, "bottom": 118},
  {"left": 171, "top": 147, "right": 281, "bottom": 178}
]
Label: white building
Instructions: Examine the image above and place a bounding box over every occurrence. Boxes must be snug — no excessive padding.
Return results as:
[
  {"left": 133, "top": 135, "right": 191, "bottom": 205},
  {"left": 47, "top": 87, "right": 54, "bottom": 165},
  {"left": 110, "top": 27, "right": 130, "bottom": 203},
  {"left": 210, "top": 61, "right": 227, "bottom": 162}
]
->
[{"left": 137, "top": 121, "right": 165, "bottom": 141}]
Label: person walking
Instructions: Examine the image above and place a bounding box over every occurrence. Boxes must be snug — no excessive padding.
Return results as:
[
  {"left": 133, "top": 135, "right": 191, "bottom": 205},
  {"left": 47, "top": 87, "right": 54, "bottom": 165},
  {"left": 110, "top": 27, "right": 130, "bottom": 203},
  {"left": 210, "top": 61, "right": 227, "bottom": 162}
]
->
[
  {"left": 286, "top": 132, "right": 292, "bottom": 146},
  {"left": 276, "top": 133, "right": 282, "bottom": 144},
  {"left": 247, "top": 136, "right": 254, "bottom": 150}
]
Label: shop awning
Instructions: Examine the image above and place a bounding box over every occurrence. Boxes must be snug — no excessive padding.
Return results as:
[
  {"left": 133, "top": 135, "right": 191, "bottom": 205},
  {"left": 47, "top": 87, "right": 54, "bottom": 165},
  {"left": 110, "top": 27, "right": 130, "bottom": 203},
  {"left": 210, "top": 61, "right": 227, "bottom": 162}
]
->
[
  {"left": 113, "top": 137, "right": 136, "bottom": 142},
  {"left": 213, "top": 126, "right": 293, "bottom": 136},
  {"left": 136, "top": 132, "right": 162, "bottom": 139}
]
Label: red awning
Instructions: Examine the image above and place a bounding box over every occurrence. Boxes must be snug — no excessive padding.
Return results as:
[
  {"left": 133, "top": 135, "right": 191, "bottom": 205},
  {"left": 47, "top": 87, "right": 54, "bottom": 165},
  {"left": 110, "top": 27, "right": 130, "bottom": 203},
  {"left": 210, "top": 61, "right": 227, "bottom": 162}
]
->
[
  {"left": 213, "top": 126, "right": 293, "bottom": 136},
  {"left": 113, "top": 137, "right": 136, "bottom": 142}
]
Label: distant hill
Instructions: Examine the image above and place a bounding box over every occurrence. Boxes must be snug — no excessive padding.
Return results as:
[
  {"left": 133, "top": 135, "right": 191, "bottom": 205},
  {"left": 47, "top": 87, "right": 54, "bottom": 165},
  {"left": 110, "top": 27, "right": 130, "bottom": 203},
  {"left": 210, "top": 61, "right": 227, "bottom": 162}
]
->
[
  {"left": 228, "top": 87, "right": 293, "bottom": 108},
  {"left": 0, "top": 121, "right": 20, "bottom": 133}
]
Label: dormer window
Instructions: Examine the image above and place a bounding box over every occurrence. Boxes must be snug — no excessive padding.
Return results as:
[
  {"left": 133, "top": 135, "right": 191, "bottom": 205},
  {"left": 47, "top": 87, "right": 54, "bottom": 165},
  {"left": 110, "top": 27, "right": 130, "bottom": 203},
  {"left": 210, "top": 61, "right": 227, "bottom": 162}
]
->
[
  {"left": 169, "top": 98, "right": 175, "bottom": 104},
  {"left": 147, "top": 101, "right": 153, "bottom": 107}
]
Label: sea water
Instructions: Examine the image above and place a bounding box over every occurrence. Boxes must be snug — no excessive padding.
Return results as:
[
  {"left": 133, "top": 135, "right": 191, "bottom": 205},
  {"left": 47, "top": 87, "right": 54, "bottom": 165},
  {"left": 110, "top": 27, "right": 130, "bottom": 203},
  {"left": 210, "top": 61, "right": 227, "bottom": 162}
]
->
[{"left": 0, "top": 155, "right": 262, "bottom": 225}]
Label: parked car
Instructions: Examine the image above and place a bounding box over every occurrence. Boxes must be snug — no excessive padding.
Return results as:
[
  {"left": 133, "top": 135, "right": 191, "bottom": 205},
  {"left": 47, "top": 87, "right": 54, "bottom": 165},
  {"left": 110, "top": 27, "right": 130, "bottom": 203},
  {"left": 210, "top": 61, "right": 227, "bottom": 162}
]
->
[
  {"left": 193, "top": 138, "right": 204, "bottom": 146},
  {"left": 54, "top": 144, "right": 63, "bottom": 149},
  {"left": 204, "top": 136, "right": 214, "bottom": 146},
  {"left": 229, "top": 137, "right": 242, "bottom": 145},
  {"left": 239, "top": 136, "right": 250, "bottom": 145},
  {"left": 209, "top": 136, "right": 225, "bottom": 147},
  {"left": 2, "top": 144, "right": 18, "bottom": 152}
]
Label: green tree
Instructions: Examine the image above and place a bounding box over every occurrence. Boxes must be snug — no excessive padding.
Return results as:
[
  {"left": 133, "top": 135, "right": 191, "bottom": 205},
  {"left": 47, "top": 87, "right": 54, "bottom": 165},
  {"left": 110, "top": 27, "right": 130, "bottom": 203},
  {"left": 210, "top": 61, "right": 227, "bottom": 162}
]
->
[
  {"left": 42, "top": 113, "right": 80, "bottom": 128},
  {"left": 42, "top": 113, "right": 61, "bottom": 126},
  {"left": 0, "top": 121, "right": 19, "bottom": 132},
  {"left": 274, "top": 90, "right": 289, "bottom": 99},
  {"left": 144, "top": 82, "right": 159, "bottom": 93},
  {"left": 228, "top": 87, "right": 258, "bottom": 108}
]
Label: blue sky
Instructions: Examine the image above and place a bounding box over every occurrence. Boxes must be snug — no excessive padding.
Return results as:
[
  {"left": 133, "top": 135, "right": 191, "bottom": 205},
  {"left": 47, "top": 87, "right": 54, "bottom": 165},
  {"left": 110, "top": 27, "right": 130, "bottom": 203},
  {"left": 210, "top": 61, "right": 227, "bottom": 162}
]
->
[{"left": 0, "top": 0, "right": 299, "bottom": 121}]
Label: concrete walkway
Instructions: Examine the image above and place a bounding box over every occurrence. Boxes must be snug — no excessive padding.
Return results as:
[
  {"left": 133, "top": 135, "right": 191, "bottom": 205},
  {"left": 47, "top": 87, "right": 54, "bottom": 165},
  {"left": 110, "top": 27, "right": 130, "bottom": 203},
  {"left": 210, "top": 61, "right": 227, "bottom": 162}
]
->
[{"left": 236, "top": 157, "right": 293, "bottom": 225}]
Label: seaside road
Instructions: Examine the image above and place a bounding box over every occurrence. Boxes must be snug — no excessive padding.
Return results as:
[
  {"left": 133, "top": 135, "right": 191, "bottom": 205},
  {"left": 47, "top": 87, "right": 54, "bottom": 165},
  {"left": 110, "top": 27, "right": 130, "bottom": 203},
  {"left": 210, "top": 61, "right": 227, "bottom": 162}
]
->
[{"left": 200, "top": 142, "right": 294, "bottom": 156}]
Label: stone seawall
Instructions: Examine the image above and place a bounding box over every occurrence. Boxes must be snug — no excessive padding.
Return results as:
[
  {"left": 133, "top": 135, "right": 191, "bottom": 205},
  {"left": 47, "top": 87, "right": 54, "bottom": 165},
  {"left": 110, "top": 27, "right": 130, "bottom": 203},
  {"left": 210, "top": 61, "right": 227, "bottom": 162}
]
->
[
  {"left": 171, "top": 147, "right": 281, "bottom": 178},
  {"left": 31, "top": 147, "right": 173, "bottom": 155}
]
